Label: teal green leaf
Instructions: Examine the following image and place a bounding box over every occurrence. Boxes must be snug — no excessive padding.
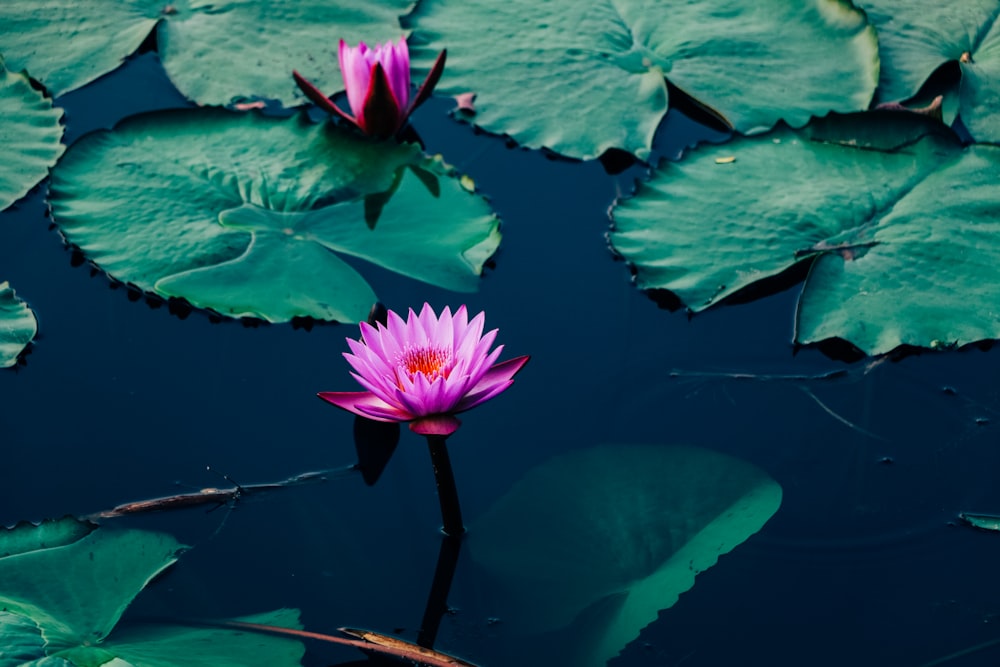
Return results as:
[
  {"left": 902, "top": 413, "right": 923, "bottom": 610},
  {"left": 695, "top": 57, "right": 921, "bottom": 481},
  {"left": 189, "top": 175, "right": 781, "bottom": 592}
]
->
[
  {"left": 408, "top": 0, "right": 878, "bottom": 160},
  {"left": 0, "top": 517, "right": 95, "bottom": 558},
  {"left": 0, "top": 522, "right": 184, "bottom": 650},
  {"left": 609, "top": 112, "right": 1000, "bottom": 356},
  {"left": 49, "top": 109, "right": 500, "bottom": 323},
  {"left": 470, "top": 444, "right": 782, "bottom": 667},
  {"left": 0, "top": 56, "right": 64, "bottom": 211},
  {"left": 858, "top": 0, "right": 1000, "bottom": 141},
  {"left": 105, "top": 609, "right": 306, "bottom": 667},
  {"left": 0, "top": 281, "right": 38, "bottom": 369},
  {"left": 795, "top": 143, "right": 1000, "bottom": 354},
  {"left": 0, "top": 2, "right": 159, "bottom": 97},
  {"left": 0, "top": 0, "right": 413, "bottom": 105},
  {"left": 0, "top": 522, "right": 304, "bottom": 666},
  {"left": 159, "top": 0, "right": 415, "bottom": 107},
  {"left": 0, "top": 611, "right": 51, "bottom": 667}
]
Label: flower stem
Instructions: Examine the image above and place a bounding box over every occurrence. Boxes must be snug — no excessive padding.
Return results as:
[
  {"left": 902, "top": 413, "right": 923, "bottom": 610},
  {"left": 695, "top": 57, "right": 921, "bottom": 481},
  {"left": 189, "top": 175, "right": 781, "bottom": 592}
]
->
[
  {"left": 425, "top": 435, "right": 465, "bottom": 536},
  {"left": 417, "top": 533, "right": 462, "bottom": 648}
]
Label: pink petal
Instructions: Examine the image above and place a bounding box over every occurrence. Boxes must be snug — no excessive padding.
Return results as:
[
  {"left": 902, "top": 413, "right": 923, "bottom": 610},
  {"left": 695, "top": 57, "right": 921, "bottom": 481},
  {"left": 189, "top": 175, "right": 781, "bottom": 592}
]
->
[
  {"left": 386, "top": 308, "right": 409, "bottom": 348},
  {"left": 434, "top": 306, "right": 456, "bottom": 352},
  {"left": 394, "top": 382, "right": 429, "bottom": 417},
  {"left": 349, "top": 370, "right": 402, "bottom": 409},
  {"left": 380, "top": 37, "right": 411, "bottom": 111},
  {"left": 451, "top": 304, "right": 469, "bottom": 340},
  {"left": 339, "top": 40, "right": 372, "bottom": 119},
  {"left": 454, "top": 355, "right": 530, "bottom": 412},
  {"left": 414, "top": 302, "right": 438, "bottom": 346},
  {"left": 317, "top": 391, "right": 410, "bottom": 422},
  {"left": 455, "top": 380, "right": 513, "bottom": 413}
]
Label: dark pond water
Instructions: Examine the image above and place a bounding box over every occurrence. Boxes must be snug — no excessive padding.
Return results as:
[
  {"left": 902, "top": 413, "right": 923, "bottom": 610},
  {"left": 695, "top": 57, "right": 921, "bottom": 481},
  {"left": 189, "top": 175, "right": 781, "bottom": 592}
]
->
[{"left": 3, "top": 52, "right": 1000, "bottom": 667}]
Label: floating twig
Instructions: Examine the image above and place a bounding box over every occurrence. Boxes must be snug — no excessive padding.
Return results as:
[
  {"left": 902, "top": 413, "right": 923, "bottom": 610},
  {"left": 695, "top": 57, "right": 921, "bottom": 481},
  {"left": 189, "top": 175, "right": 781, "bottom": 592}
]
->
[
  {"left": 216, "top": 620, "right": 480, "bottom": 667},
  {"left": 86, "top": 466, "right": 355, "bottom": 520}
]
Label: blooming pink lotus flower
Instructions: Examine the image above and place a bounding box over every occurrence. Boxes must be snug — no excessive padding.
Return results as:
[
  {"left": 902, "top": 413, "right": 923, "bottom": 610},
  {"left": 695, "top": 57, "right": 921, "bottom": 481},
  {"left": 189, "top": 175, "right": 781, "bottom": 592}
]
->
[
  {"left": 319, "top": 304, "right": 529, "bottom": 436},
  {"left": 293, "top": 38, "right": 446, "bottom": 138}
]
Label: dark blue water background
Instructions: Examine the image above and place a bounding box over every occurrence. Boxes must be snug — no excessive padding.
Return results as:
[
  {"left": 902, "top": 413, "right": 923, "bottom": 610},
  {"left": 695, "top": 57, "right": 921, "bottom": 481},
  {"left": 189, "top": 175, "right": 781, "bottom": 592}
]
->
[{"left": 2, "top": 52, "right": 1000, "bottom": 667}]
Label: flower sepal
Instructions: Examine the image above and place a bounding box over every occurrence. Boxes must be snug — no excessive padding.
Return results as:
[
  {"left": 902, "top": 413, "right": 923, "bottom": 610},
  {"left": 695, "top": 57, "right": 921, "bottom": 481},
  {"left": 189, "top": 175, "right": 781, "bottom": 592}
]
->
[{"left": 410, "top": 414, "right": 462, "bottom": 436}]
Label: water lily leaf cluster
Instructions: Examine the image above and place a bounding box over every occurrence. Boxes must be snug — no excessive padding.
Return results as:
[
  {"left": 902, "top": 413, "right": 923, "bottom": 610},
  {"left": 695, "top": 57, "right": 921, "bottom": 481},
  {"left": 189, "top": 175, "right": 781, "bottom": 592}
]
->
[
  {"left": 470, "top": 444, "right": 782, "bottom": 667},
  {"left": 0, "top": 0, "right": 414, "bottom": 106},
  {"left": 0, "top": 56, "right": 63, "bottom": 211},
  {"left": 0, "top": 517, "right": 305, "bottom": 666},
  {"left": 858, "top": 0, "right": 1000, "bottom": 141},
  {"left": 0, "top": 282, "right": 37, "bottom": 368},
  {"left": 406, "top": 0, "right": 879, "bottom": 160},
  {"left": 49, "top": 108, "right": 500, "bottom": 323},
  {"left": 611, "top": 112, "right": 1000, "bottom": 356},
  {"left": 609, "top": 0, "right": 1000, "bottom": 356}
]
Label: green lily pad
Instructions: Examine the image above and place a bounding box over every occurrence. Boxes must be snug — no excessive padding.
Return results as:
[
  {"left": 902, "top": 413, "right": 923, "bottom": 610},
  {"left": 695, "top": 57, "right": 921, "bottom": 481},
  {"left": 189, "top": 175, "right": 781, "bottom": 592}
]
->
[
  {"left": 0, "top": 282, "right": 38, "bottom": 368},
  {"left": 0, "top": 56, "right": 64, "bottom": 211},
  {"left": 0, "top": 518, "right": 184, "bottom": 649},
  {"left": 407, "top": 0, "right": 878, "bottom": 160},
  {"left": 858, "top": 0, "right": 1000, "bottom": 141},
  {"left": 0, "top": 517, "right": 96, "bottom": 557},
  {"left": 48, "top": 108, "right": 500, "bottom": 323},
  {"left": 0, "top": 518, "right": 305, "bottom": 666},
  {"left": 470, "top": 444, "right": 782, "bottom": 667},
  {"left": 100, "top": 609, "right": 305, "bottom": 667},
  {"left": 609, "top": 111, "right": 1000, "bottom": 356},
  {"left": 0, "top": 0, "right": 413, "bottom": 105}
]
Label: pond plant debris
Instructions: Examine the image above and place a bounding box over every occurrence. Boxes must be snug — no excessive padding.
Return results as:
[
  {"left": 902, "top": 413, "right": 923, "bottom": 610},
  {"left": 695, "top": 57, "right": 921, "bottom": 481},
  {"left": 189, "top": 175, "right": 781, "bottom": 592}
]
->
[
  {"left": 87, "top": 466, "right": 355, "bottom": 519},
  {"left": 216, "top": 619, "right": 480, "bottom": 667}
]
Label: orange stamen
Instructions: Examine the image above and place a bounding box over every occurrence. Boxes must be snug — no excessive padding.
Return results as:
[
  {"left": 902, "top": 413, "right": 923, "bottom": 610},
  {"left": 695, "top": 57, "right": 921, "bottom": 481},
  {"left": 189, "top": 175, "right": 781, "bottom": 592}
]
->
[{"left": 397, "top": 346, "right": 452, "bottom": 384}]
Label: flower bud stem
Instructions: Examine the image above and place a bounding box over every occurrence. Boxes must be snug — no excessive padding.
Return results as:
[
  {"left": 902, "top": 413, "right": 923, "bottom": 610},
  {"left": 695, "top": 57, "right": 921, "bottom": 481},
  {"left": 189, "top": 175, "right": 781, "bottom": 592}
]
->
[{"left": 425, "top": 435, "right": 465, "bottom": 536}]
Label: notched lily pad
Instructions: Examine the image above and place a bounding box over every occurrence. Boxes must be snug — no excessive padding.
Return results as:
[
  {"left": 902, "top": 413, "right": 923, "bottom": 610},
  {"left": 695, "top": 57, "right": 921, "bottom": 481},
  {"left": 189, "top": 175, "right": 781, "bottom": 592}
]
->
[
  {"left": 470, "top": 444, "right": 782, "bottom": 667},
  {"left": 48, "top": 108, "right": 500, "bottom": 323},
  {"left": 0, "top": 55, "right": 64, "bottom": 211},
  {"left": 407, "top": 0, "right": 878, "bottom": 160},
  {"left": 610, "top": 111, "right": 1000, "bottom": 356},
  {"left": 0, "top": 0, "right": 413, "bottom": 106},
  {"left": 0, "top": 282, "right": 38, "bottom": 368},
  {"left": 0, "top": 518, "right": 305, "bottom": 666},
  {"left": 858, "top": 0, "right": 1000, "bottom": 141}
]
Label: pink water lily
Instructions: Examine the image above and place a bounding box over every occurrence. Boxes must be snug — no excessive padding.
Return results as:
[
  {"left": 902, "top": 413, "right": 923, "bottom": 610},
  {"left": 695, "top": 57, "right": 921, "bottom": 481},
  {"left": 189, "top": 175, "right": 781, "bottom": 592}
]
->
[
  {"left": 319, "top": 304, "right": 529, "bottom": 436},
  {"left": 293, "top": 37, "right": 446, "bottom": 138}
]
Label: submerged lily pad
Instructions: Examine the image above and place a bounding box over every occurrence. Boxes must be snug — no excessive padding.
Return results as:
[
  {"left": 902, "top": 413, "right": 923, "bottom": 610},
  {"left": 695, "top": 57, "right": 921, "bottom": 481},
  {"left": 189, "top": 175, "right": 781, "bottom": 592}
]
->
[
  {"left": 0, "top": 282, "right": 38, "bottom": 368},
  {"left": 858, "top": 0, "right": 1000, "bottom": 141},
  {"left": 0, "top": 56, "right": 64, "bottom": 211},
  {"left": 407, "top": 0, "right": 878, "bottom": 160},
  {"left": 49, "top": 108, "right": 500, "bottom": 323},
  {"left": 610, "top": 111, "right": 1000, "bottom": 356},
  {"left": 0, "top": 518, "right": 305, "bottom": 666},
  {"left": 470, "top": 444, "right": 782, "bottom": 667},
  {"left": 0, "top": 0, "right": 413, "bottom": 105}
]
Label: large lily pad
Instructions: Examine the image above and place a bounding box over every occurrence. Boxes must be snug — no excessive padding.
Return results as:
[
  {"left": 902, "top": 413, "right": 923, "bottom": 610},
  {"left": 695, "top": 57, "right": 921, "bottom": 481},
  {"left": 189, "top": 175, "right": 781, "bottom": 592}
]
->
[
  {"left": 470, "top": 444, "right": 782, "bottom": 667},
  {"left": 48, "top": 108, "right": 500, "bottom": 323},
  {"left": 0, "top": 0, "right": 412, "bottom": 105},
  {"left": 0, "top": 518, "right": 305, "bottom": 666},
  {"left": 0, "top": 282, "right": 38, "bottom": 368},
  {"left": 407, "top": 0, "right": 878, "bottom": 160},
  {"left": 859, "top": 0, "right": 1000, "bottom": 141},
  {"left": 0, "top": 56, "right": 64, "bottom": 211},
  {"left": 609, "top": 111, "right": 1000, "bottom": 356}
]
